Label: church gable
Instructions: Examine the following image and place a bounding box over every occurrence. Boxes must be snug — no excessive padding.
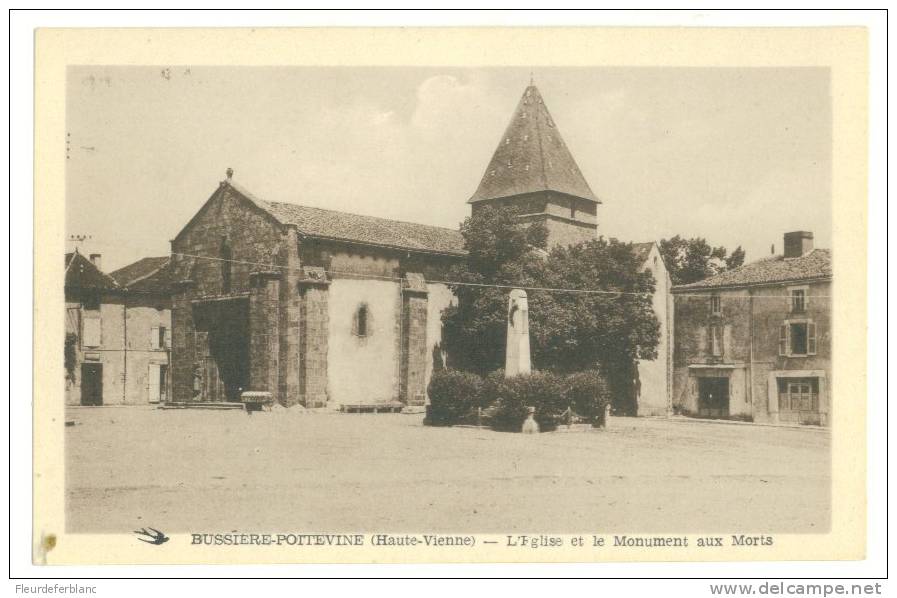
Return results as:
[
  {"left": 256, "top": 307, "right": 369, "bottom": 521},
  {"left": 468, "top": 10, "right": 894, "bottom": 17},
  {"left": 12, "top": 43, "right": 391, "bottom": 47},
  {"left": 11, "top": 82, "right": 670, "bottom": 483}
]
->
[{"left": 171, "top": 182, "right": 286, "bottom": 297}]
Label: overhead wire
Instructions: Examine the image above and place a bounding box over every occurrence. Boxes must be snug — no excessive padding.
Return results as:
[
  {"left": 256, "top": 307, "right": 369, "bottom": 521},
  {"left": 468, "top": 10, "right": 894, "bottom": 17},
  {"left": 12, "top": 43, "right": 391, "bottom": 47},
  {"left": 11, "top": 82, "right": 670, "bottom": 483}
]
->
[{"left": 69, "top": 237, "right": 831, "bottom": 299}]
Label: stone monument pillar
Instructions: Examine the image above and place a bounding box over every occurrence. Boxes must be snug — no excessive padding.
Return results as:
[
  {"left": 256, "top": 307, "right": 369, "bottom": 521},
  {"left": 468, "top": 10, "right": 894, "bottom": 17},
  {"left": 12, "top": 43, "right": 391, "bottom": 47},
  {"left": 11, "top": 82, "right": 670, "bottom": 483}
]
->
[{"left": 505, "top": 289, "right": 531, "bottom": 377}]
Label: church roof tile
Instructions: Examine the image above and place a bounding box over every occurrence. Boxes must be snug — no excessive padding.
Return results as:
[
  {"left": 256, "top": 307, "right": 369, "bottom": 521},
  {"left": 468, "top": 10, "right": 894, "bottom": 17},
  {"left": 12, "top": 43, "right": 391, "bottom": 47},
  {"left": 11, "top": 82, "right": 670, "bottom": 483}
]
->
[
  {"left": 226, "top": 181, "right": 467, "bottom": 257},
  {"left": 469, "top": 85, "right": 598, "bottom": 204}
]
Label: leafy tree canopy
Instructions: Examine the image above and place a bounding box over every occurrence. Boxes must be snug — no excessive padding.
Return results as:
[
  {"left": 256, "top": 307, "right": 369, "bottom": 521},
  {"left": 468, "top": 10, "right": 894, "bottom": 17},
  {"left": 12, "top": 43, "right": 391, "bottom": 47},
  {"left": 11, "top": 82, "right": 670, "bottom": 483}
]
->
[
  {"left": 658, "top": 235, "right": 745, "bottom": 285},
  {"left": 441, "top": 206, "right": 660, "bottom": 391}
]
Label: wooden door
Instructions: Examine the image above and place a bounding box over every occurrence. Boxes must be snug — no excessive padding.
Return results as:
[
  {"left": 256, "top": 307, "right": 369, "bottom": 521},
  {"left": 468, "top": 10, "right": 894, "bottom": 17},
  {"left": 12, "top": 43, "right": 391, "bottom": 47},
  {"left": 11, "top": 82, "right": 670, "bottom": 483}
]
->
[
  {"left": 81, "top": 363, "right": 103, "bottom": 406},
  {"left": 698, "top": 377, "right": 729, "bottom": 418}
]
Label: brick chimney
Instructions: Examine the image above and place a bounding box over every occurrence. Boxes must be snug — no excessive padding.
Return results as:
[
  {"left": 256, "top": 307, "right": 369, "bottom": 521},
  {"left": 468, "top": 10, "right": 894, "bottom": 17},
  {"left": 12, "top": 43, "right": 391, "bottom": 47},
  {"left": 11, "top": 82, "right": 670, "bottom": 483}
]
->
[
  {"left": 783, "top": 231, "right": 813, "bottom": 258},
  {"left": 89, "top": 253, "right": 102, "bottom": 271}
]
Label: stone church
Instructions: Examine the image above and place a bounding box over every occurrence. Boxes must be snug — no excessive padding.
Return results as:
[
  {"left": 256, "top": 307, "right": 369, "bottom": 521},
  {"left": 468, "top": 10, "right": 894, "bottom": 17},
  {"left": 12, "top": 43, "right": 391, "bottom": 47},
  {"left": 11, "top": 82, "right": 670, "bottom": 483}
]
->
[{"left": 168, "top": 84, "right": 672, "bottom": 413}]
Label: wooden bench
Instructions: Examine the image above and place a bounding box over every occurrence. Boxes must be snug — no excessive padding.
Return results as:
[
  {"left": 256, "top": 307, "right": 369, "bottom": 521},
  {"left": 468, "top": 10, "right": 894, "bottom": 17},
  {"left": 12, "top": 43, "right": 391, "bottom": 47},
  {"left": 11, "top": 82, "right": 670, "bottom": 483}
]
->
[
  {"left": 340, "top": 402, "right": 404, "bottom": 414},
  {"left": 159, "top": 401, "right": 245, "bottom": 410}
]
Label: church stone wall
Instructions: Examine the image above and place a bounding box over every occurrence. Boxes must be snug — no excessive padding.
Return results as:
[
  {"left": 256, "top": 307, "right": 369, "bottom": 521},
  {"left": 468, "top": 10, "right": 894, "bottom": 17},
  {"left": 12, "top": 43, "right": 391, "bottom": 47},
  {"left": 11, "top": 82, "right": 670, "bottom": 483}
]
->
[
  {"left": 327, "top": 278, "right": 400, "bottom": 406},
  {"left": 542, "top": 193, "right": 598, "bottom": 226},
  {"left": 170, "top": 186, "right": 289, "bottom": 404},
  {"left": 170, "top": 182, "right": 466, "bottom": 409},
  {"left": 539, "top": 216, "right": 598, "bottom": 247},
  {"left": 173, "top": 186, "right": 285, "bottom": 298}
]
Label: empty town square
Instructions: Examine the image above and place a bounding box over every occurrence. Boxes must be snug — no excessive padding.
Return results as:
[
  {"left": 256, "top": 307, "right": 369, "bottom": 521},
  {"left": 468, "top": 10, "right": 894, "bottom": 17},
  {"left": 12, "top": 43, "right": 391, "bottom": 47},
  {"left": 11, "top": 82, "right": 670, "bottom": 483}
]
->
[
  {"left": 65, "top": 407, "right": 830, "bottom": 534},
  {"left": 48, "top": 58, "right": 855, "bottom": 569}
]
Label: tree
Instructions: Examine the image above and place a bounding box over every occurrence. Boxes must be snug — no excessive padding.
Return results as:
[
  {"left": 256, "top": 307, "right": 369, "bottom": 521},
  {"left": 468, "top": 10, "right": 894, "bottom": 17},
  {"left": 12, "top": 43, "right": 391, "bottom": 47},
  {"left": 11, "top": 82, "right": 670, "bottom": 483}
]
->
[
  {"left": 64, "top": 332, "right": 78, "bottom": 383},
  {"left": 725, "top": 245, "right": 746, "bottom": 270},
  {"left": 440, "top": 205, "right": 547, "bottom": 373},
  {"left": 440, "top": 205, "right": 660, "bottom": 413},
  {"left": 658, "top": 235, "right": 745, "bottom": 285}
]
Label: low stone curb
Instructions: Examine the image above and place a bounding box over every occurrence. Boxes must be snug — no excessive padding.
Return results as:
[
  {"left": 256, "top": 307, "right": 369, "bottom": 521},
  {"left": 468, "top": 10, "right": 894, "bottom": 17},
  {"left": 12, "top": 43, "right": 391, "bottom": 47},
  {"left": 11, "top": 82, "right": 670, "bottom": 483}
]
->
[{"left": 659, "top": 415, "right": 829, "bottom": 432}]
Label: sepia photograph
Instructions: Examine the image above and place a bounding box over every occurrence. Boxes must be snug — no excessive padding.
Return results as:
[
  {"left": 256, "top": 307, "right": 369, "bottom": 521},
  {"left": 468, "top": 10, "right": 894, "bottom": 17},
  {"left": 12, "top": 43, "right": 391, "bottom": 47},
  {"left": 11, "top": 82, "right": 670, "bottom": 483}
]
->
[
  {"left": 23, "top": 22, "right": 875, "bottom": 573},
  {"left": 62, "top": 65, "right": 833, "bottom": 536}
]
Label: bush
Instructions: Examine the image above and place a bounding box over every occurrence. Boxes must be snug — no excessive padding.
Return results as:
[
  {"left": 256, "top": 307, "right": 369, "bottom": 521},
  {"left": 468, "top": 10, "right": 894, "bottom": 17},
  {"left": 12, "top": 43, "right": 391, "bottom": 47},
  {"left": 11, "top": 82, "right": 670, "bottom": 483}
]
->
[
  {"left": 64, "top": 332, "right": 78, "bottom": 383},
  {"left": 425, "top": 369, "right": 485, "bottom": 426},
  {"left": 426, "top": 368, "right": 613, "bottom": 432},
  {"left": 568, "top": 370, "right": 611, "bottom": 427},
  {"left": 488, "top": 371, "right": 569, "bottom": 432}
]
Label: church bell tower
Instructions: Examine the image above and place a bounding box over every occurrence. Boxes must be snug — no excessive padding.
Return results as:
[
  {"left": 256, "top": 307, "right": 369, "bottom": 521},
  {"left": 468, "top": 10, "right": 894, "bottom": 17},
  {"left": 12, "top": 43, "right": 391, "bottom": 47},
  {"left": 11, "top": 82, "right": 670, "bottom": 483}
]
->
[{"left": 469, "top": 85, "right": 600, "bottom": 247}]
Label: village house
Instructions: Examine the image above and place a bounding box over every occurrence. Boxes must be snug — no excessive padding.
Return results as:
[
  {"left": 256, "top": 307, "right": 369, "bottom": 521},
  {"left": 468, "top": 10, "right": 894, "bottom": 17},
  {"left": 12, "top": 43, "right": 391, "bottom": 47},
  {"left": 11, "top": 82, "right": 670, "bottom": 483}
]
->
[
  {"left": 671, "top": 231, "right": 831, "bottom": 426},
  {"left": 65, "top": 250, "right": 172, "bottom": 406},
  {"left": 167, "top": 83, "right": 674, "bottom": 413}
]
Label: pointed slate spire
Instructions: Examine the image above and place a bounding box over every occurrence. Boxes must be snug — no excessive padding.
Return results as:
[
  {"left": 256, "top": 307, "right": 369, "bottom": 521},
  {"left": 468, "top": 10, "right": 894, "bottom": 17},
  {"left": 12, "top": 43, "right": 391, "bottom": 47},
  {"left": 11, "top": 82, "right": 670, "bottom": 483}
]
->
[{"left": 469, "top": 85, "right": 599, "bottom": 204}]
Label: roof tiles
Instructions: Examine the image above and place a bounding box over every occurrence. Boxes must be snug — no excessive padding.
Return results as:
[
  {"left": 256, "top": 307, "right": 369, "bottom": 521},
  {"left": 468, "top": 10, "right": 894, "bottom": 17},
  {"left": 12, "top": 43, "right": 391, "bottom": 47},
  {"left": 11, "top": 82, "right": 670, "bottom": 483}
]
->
[
  {"left": 110, "top": 256, "right": 173, "bottom": 293},
  {"left": 673, "top": 249, "right": 832, "bottom": 291},
  {"left": 227, "top": 181, "right": 467, "bottom": 256},
  {"left": 64, "top": 251, "right": 119, "bottom": 291},
  {"left": 469, "top": 85, "right": 598, "bottom": 204}
]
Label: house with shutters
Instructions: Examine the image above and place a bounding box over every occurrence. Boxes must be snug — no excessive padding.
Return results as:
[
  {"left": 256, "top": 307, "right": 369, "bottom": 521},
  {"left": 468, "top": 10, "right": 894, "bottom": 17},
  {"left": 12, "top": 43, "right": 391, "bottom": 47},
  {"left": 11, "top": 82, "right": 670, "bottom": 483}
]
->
[
  {"left": 64, "top": 250, "right": 172, "bottom": 406},
  {"left": 671, "top": 231, "right": 832, "bottom": 426}
]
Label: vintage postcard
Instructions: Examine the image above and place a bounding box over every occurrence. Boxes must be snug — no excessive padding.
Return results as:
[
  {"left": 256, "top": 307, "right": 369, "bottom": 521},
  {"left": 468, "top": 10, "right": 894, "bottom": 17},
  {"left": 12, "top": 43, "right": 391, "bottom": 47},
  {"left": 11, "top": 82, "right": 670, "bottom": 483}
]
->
[{"left": 32, "top": 26, "right": 868, "bottom": 565}]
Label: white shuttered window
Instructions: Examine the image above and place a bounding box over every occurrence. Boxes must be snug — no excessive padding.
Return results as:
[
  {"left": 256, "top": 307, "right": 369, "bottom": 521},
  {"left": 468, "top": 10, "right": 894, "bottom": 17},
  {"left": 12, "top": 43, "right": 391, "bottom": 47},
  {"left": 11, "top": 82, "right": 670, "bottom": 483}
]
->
[{"left": 83, "top": 312, "right": 101, "bottom": 348}]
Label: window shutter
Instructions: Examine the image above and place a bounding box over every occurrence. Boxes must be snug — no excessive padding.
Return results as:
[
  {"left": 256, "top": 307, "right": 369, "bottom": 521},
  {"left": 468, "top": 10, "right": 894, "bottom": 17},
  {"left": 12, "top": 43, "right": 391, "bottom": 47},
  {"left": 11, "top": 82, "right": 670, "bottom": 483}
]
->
[
  {"left": 807, "top": 322, "right": 817, "bottom": 355},
  {"left": 150, "top": 326, "right": 160, "bottom": 350},
  {"left": 778, "top": 324, "right": 787, "bottom": 356},
  {"left": 83, "top": 313, "right": 102, "bottom": 348},
  {"left": 163, "top": 328, "right": 171, "bottom": 349}
]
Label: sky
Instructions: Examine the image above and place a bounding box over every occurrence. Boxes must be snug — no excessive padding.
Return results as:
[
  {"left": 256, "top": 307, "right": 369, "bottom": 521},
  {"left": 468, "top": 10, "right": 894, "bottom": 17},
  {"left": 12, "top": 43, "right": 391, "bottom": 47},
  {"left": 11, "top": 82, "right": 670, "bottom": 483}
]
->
[{"left": 66, "top": 66, "right": 832, "bottom": 271}]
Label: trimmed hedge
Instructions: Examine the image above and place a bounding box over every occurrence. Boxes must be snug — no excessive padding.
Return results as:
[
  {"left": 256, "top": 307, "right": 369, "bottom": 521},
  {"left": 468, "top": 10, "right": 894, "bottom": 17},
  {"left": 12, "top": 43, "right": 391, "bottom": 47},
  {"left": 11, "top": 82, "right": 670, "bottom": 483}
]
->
[
  {"left": 425, "top": 368, "right": 612, "bottom": 432},
  {"left": 568, "top": 370, "right": 612, "bottom": 427},
  {"left": 487, "top": 371, "right": 569, "bottom": 432},
  {"left": 425, "top": 369, "right": 485, "bottom": 426}
]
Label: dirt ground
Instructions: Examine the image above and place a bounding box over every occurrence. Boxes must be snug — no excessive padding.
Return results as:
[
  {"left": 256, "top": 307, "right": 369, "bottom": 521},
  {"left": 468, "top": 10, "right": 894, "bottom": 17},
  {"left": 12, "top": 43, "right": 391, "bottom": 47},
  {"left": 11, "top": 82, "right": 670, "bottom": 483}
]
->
[{"left": 65, "top": 406, "right": 830, "bottom": 534}]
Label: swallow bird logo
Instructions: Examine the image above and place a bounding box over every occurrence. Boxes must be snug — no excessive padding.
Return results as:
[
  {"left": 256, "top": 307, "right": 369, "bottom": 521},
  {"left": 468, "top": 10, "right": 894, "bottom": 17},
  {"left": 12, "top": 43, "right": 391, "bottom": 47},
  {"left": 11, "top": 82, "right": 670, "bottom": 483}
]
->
[{"left": 134, "top": 527, "right": 170, "bottom": 545}]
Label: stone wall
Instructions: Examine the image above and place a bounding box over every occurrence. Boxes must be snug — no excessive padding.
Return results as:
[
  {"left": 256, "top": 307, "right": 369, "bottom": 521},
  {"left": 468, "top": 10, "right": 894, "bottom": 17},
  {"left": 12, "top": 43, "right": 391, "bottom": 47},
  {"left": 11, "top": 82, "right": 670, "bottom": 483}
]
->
[
  {"left": 173, "top": 186, "right": 286, "bottom": 298},
  {"left": 297, "top": 270, "right": 329, "bottom": 408},
  {"left": 169, "top": 184, "right": 288, "bottom": 403},
  {"left": 248, "top": 272, "right": 280, "bottom": 398},
  {"left": 471, "top": 191, "right": 599, "bottom": 249},
  {"left": 278, "top": 229, "right": 302, "bottom": 405},
  {"left": 400, "top": 274, "right": 429, "bottom": 406},
  {"left": 539, "top": 216, "right": 598, "bottom": 247},
  {"left": 169, "top": 183, "right": 465, "bottom": 408}
]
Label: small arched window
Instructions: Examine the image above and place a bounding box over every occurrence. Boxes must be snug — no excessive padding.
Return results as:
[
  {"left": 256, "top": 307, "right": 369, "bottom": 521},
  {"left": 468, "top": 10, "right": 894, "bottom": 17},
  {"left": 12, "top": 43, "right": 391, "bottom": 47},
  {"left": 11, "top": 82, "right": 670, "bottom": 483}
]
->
[
  {"left": 220, "top": 237, "right": 232, "bottom": 293},
  {"left": 353, "top": 304, "right": 370, "bottom": 338}
]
